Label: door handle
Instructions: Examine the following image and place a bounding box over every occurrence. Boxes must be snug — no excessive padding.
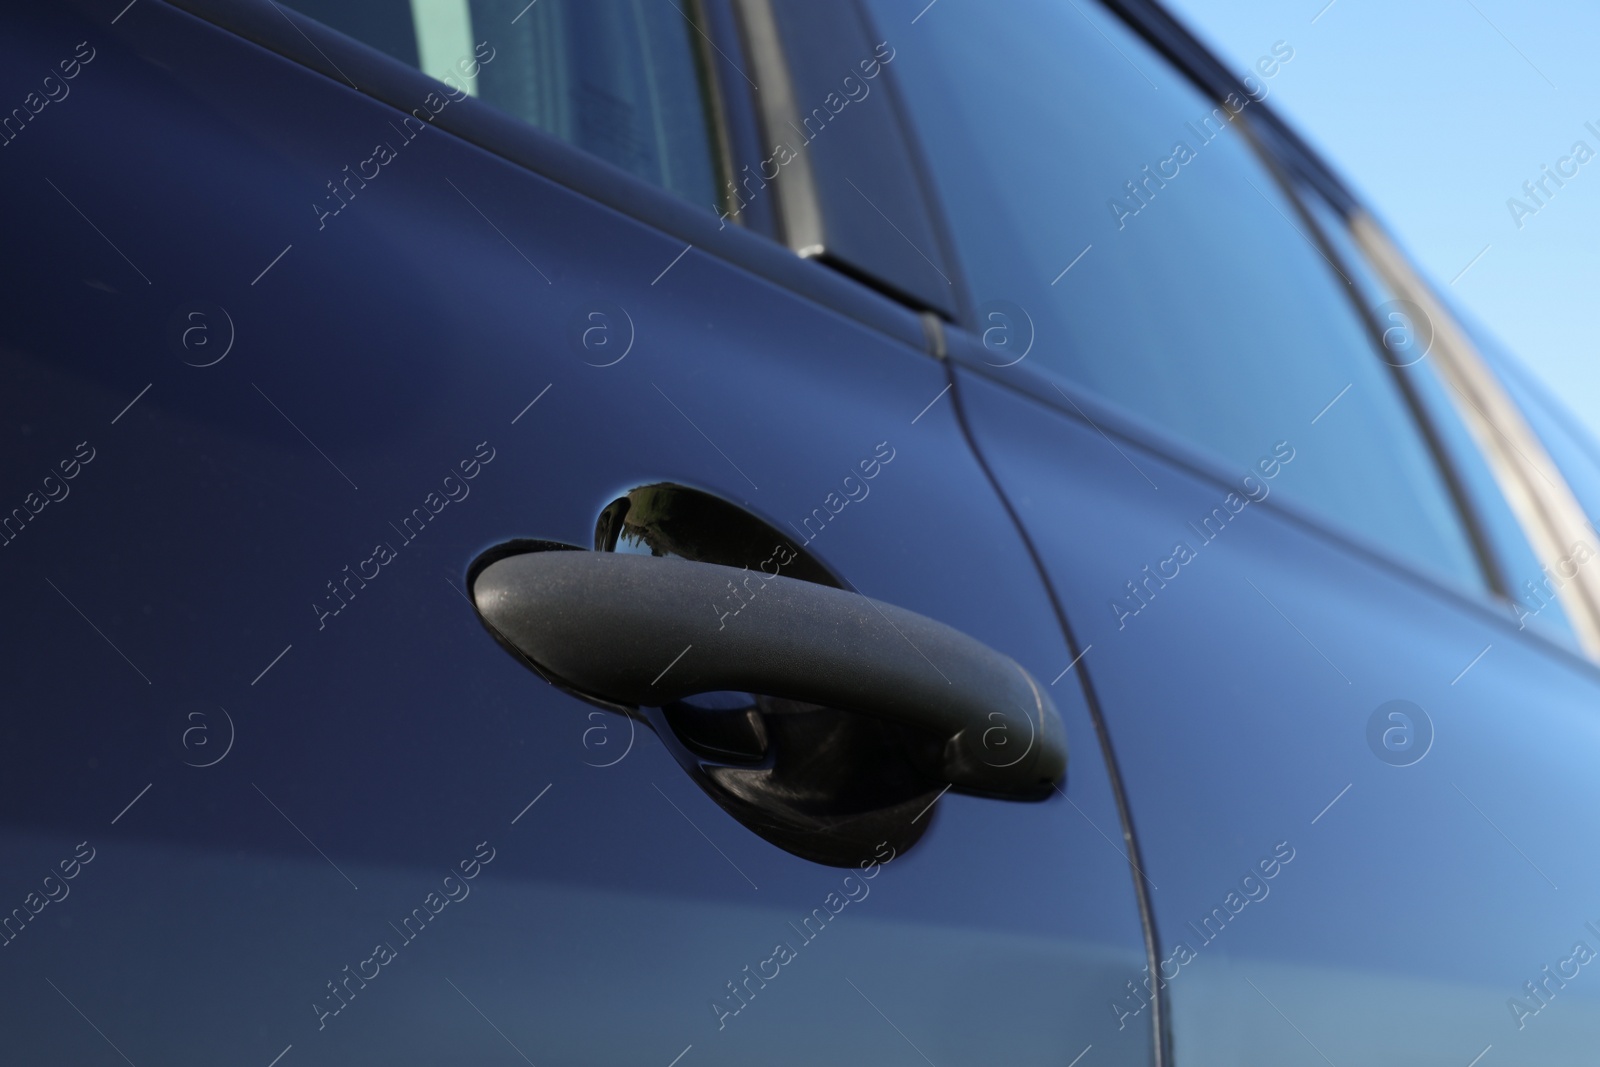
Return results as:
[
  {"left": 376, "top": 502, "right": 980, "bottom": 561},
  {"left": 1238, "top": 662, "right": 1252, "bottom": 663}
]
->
[{"left": 472, "top": 550, "right": 1065, "bottom": 799}]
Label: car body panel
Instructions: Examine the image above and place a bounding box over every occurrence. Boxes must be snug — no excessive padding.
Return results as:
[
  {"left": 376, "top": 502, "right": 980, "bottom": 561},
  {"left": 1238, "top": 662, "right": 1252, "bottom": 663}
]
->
[{"left": 0, "top": 2, "right": 1151, "bottom": 1064}]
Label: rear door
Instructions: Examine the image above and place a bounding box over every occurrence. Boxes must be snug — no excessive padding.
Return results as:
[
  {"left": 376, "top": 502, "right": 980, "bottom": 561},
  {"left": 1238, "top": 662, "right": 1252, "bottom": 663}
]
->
[
  {"left": 0, "top": 2, "right": 1152, "bottom": 1065},
  {"left": 865, "top": 0, "right": 1600, "bottom": 1063}
]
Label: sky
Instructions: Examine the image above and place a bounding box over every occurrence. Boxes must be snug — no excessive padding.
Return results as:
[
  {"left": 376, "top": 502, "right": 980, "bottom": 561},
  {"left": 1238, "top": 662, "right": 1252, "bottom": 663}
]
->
[{"left": 1159, "top": 0, "right": 1600, "bottom": 436}]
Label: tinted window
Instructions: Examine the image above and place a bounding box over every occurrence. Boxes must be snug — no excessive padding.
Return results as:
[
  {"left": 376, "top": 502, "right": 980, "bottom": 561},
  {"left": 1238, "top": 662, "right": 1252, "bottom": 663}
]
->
[
  {"left": 1295, "top": 188, "right": 1583, "bottom": 645},
  {"left": 289, "top": 0, "right": 722, "bottom": 207},
  {"left": 867, "top": 0, "right": 1486, "bottom": 592}
]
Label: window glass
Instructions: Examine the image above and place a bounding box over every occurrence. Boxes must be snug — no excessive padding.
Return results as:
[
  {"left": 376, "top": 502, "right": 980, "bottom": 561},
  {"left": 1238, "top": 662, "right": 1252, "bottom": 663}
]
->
[
  {"left": 866, "top": 0, "right": 1486, "bottom": 592},
  {"left": 289, "top": 0, "right": 722, "bottom": 208},
  {"left": 1297, "top": 188, "right": 1582, "bottom": 644}
]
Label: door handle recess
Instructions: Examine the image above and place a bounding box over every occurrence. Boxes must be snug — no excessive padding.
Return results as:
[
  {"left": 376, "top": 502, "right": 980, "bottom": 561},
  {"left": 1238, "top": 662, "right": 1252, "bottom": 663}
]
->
[{"left": 472, "top": 550, "right": 1065, "bottom": 799}]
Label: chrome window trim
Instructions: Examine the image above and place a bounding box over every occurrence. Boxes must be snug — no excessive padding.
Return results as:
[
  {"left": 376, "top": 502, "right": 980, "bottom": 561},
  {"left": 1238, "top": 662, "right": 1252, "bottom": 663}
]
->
[
  {"left": 1351, "top": 212, "right": 1600, "bottom": 659},
  {"left": 728, "top": 0, "right": 826, "bottom": 256}
]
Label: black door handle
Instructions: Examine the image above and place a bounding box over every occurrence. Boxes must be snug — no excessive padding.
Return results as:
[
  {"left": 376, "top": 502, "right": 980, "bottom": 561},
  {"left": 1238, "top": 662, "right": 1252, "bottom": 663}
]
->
[{"left": 472, "top": 550, "right": 1065, "bottom": 799}]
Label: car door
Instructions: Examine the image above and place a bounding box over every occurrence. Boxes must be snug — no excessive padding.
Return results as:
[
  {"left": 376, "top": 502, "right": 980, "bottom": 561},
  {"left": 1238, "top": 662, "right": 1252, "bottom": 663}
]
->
[
  {"left": 0, "top": 1, "right": 1153, "bottom": 1065},
  {"left": 865, "top": 0, "right": 1600, "bottom": 1063}
]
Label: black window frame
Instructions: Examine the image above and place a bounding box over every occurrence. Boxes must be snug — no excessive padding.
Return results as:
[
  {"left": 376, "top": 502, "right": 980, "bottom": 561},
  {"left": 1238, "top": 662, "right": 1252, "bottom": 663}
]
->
[{"left": 157, "top": 0, "right": 939, "bottom": 355}]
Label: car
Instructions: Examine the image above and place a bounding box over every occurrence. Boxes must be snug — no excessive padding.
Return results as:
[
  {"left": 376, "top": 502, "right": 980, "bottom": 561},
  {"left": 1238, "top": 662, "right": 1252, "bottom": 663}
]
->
[{"left": 5, "top": 0, "right": 1600, "bottom": 1064}]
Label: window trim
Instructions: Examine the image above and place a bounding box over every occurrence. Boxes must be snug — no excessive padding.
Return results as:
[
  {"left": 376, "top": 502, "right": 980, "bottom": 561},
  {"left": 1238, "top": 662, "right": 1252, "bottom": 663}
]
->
[
  {"left": 155, "top": 0, "right": 932, "bottom": 354},
  {"left": 1100, "top": 0, "right": 1600, "bottom": 661},
  {"left": 1349, "top": 212, "right": 1600, "bottom": 659},
  {"left": 879, "top": 0, "right": 1592, "bottom": 651},
  {"left": 1107, "top": 0, "right": 1600, "bottom": 659},
  {"left": 730, "top": 0, "right": 825, "bottom": 255},
  {"left": 738, "top": 0, "right": 960, "bottom": 316},
  {"left": 684, "top": 0, "right": 743, "bottom": 226},
  {"left": 1275, "top": 151, "right": 1508, "bottom": 605}
]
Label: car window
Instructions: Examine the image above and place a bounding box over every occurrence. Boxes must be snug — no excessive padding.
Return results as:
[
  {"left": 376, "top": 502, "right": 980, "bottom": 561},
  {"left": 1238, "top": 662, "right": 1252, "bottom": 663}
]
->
[
  {"left": 865, "top": 0, "right": 1488, "bottom": 594},
  {"left": 1293, "top": 187, "right": 1584, "bottom": 646},
  {"left": 287, "top": 0, "right": 723, "bottom": 209}
]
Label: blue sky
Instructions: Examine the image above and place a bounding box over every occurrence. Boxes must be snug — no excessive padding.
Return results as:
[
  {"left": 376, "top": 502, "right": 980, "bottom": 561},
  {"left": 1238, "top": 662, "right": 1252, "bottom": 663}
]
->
[{"left": 1160, "top": 0, "right": 1600, "bottom": 435}]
